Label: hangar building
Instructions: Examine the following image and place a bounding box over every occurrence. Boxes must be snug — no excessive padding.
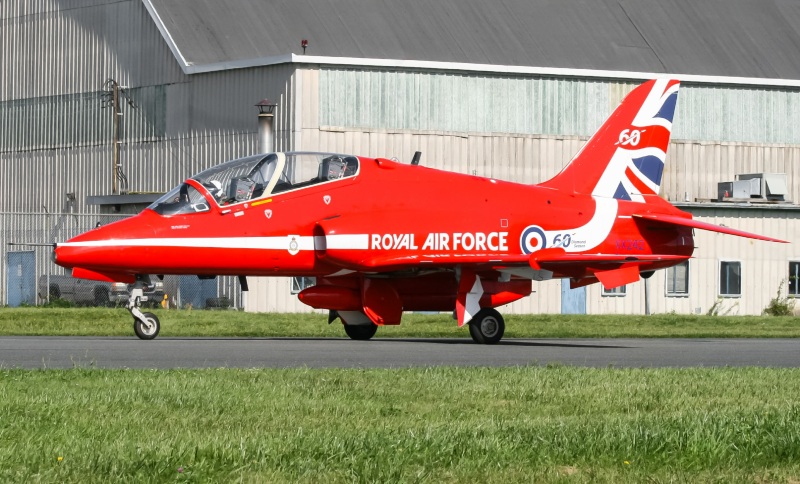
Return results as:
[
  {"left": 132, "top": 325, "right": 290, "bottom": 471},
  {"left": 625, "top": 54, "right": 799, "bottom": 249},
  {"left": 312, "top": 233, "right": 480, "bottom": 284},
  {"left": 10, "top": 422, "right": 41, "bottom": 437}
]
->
[{"left": 2, "top": 0, "right": 799, "bottom": 316}]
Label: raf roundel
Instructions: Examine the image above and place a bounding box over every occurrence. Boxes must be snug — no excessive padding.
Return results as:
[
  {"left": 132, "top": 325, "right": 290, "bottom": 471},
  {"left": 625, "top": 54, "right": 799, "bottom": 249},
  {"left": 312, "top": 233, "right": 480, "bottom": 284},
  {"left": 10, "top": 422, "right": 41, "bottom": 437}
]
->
[{"left": 520, "top": 225, "right": 547, "bottom": 254}]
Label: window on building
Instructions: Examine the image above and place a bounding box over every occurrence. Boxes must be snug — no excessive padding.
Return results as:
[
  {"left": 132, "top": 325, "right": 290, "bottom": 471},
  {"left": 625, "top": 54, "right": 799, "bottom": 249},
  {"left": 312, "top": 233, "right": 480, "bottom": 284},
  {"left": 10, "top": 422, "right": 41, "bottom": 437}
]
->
[
  {"left": 291, "top": 276, "right": 316, "bottom": 294},
  {"left": 719, "top": 261, "right": 741, "bottom": 297},
  {"left": 601, "top": 285, "right": 626, "bottom": 296},
  {"left": 789, "top": 262, "right": 800, "bottom": 298},
  {"left": 666, "top": 261, "right": 689, "bottom": 296}
]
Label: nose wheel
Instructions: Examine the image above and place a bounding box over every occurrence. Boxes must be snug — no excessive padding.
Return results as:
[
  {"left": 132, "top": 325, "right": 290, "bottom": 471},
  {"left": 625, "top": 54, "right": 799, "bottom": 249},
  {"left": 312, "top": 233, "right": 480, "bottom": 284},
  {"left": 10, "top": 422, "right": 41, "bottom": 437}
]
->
[
  {"left": 127, "top": 278, "right": 161, "bottom": 340},
  {"left": 133, "top": 311, "right": 160, "bottom": 339}
]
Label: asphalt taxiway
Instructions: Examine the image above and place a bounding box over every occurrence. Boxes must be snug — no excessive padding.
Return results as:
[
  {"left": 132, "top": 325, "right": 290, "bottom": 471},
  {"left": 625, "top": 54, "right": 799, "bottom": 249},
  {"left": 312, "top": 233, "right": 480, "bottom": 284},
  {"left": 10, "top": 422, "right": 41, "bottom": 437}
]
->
[{"left": 1, "top": 337, "right": 798, "bottom": 369}]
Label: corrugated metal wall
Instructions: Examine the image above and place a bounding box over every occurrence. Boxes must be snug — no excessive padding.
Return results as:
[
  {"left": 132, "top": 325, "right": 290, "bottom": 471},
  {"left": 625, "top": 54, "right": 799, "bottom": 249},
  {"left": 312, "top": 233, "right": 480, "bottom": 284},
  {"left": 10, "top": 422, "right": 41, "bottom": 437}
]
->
[
  {"left": 0, "top": 0, "right": 186, "bottom": 99},
  {"left": 2, "top": 91, "right": 112, "bottom": 152},
  {"left": 676, "top": 85, "right": 800, "bottom": 145},
  {"left": 320, "top": 68, "right": 800, "bottom": 145},
  {"left": 0, "top": 0, "right": 300, "bottom": 213},
  {"left": 0, "top": 133, "right": 263, "bottom": 214},
  {"left": 320, "top": 69, "right": 613, "bottom": 137},
  {"left": 663, "top": 142, "right": 800, "bottom": 203},
  {"left": 0, "top": 0, "right": 300, "bottom": 305},
  {"left": 317, "top": 68, "right": 800, "bottom": 203}
]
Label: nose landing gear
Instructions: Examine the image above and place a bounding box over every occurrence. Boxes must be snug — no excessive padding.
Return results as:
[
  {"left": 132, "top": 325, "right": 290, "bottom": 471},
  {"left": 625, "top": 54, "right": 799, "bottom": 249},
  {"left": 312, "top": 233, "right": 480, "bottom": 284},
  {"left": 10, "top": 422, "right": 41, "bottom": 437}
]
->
[
  {"left": 127, "top": 279, "right": 161, "bottom": 340},
  {"left": 133, "top": 311, "right": 160, "bottom": 340}
]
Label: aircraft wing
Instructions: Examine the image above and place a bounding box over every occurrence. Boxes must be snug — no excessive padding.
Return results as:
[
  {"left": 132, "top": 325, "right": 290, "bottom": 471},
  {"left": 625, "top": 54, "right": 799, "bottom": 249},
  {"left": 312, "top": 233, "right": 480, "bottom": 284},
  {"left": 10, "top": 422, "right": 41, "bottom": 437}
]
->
[
  {"left": 632, "top": 213, "right": 788, "bottom": 243},
  {"left": 528, "top": 250, "right": 690, "bottom": 269},
  {"left": 527, "top": 247, "right": 690, "bottom": 289}
]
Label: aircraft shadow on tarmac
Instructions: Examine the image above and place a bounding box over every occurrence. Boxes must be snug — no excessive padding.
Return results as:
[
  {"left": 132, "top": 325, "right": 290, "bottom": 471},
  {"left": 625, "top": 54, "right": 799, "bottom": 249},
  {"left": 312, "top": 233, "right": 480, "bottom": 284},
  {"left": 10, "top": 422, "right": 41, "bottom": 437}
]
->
[
  {"left": 165, "top": 337, "right": 633, "bottom": 349},
  {"left": 373, "top": 338, "right": 632, "bottom": 349}
]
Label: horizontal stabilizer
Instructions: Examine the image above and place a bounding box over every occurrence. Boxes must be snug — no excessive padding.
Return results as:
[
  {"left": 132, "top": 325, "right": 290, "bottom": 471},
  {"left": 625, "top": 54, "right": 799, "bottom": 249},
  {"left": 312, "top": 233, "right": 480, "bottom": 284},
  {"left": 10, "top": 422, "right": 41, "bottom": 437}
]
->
[{"left": 632, "top": 213, "right": 787, "bottom": 243}]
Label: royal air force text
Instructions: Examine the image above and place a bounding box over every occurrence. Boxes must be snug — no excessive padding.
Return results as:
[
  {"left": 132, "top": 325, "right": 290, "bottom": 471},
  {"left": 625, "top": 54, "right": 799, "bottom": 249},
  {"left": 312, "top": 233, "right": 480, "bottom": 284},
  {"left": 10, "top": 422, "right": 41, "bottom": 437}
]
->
[{"left": 371, "top": 232, "right": 509, "bottom": 251}]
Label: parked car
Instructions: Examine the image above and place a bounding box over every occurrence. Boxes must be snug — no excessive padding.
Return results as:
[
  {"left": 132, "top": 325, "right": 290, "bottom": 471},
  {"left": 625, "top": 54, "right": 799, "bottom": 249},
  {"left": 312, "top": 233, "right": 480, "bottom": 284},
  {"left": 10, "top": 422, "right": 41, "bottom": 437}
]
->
[{"left": 38, "top": 275, "right": 164, "bottom": 307}]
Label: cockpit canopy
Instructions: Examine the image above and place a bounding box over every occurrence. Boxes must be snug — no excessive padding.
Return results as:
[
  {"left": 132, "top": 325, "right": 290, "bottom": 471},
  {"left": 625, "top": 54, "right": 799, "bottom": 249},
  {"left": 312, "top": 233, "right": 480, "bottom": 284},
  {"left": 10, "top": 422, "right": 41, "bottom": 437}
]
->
[{"left": 149, "top": 152, "right": 359, "bottom": 216}]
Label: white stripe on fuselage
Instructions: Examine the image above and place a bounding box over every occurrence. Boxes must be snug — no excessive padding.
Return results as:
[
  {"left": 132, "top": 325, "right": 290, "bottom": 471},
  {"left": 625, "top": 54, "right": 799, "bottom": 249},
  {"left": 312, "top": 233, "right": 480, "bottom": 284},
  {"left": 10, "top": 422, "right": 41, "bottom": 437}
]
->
[
  {"left": 314, "top": 234, "right": 370, "bottom": 250},
  {"left": 60, "top": 237, "right": 318, "bottom": 250},
  {"left": 542, "top": 196, "right": 618, "bottom": 252},
  {"left": 62, "top": 234, "right": 373, "bottom": 252}
]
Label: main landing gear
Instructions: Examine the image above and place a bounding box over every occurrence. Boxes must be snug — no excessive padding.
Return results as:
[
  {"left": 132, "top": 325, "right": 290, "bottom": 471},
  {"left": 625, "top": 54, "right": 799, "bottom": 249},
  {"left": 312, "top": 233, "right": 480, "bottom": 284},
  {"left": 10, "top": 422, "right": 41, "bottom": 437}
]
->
[
  {"left": 343, "top": 323, "right": 378, "bottom": 340},
  {"left": 467, "top": 308, "right": 505, "bottom": 345},
  {"left": 332, "top": 311, "right": 380, "bottom": 341},
  {"left": 127, "top": 279, "right": 160, "bottom": 340},
  {"left": 333, "top": 308, "right": 506, "bottom": 344}
]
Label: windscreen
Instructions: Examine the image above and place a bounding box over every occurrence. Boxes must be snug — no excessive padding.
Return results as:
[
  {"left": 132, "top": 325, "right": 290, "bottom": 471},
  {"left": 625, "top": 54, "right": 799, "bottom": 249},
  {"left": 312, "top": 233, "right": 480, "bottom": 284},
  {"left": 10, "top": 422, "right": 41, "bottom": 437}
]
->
[
  {"left": 148, "top": 183, "right": 210, "bottom": 216},
  {"left": 148, "top": 153, "right": 360, "bottom": 215}
]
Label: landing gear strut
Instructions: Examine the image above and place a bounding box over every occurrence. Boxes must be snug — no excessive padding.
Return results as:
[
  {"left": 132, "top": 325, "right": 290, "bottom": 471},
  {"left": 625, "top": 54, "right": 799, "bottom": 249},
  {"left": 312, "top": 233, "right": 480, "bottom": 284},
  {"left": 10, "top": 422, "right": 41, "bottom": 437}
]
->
[
  {"left": 127, "top": 279, "right": 160, "bottom": 340},
  {"left": 468, "top": 308, "right": 505, "bottom": 344}
]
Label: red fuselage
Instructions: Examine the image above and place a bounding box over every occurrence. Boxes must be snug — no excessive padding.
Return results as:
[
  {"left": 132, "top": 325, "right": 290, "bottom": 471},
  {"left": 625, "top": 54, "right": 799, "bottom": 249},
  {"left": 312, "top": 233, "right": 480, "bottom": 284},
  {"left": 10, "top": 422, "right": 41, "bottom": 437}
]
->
[{"left": 54, "top": 156, "right": 694, "bottom": 281}]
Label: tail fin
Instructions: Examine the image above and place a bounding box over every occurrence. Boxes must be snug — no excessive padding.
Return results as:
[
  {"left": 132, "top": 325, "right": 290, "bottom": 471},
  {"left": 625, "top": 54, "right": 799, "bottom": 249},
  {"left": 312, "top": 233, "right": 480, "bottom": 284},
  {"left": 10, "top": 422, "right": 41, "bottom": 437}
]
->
[{"left": 539, "top": 79, "right": 680, "bottom": 202}]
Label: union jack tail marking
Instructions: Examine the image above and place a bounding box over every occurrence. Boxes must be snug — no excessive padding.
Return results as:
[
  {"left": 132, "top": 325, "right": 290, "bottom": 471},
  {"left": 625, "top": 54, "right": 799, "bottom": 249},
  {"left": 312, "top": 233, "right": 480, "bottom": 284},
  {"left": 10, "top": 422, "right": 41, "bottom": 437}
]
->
[{"left": 539, "top": 79, "right": 680, "bottom": 203}]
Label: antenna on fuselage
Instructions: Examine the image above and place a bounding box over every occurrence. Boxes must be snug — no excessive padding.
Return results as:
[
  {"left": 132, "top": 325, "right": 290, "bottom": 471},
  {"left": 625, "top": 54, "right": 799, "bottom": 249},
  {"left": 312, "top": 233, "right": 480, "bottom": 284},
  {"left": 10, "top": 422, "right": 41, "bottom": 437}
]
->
[{"left": 410, "top": 151, "right": 422, "bottom": 165}]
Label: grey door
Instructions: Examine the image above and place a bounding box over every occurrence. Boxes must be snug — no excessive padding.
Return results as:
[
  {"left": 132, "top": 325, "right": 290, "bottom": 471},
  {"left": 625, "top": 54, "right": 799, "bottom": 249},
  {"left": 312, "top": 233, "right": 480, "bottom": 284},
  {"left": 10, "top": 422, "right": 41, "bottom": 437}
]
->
[
  {"left": 7, "top": 251, "right": 36, "bottom": 307},
  {"left": 560, "top": 278, "right": 586, "bottom": 314},
  {"left": 178, "top": 276, "right": 218, "bottom": 309}
]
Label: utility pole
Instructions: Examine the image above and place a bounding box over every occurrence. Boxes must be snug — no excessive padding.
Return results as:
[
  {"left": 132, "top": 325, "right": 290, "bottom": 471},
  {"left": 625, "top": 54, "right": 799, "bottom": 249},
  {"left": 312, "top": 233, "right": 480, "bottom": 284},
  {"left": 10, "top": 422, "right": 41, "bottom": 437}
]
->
[
  {"left": 111, "top": 80, "right": 121, "bottom": 194},
  {"left": 103, "top": 78, "right": 128, "bottom": 194}
]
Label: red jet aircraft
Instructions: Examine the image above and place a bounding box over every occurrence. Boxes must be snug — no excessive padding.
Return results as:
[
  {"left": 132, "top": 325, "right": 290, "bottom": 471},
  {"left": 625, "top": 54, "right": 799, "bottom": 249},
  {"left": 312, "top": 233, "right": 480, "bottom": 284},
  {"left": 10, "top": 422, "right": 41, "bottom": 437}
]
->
[{"left": 54, "top": 79, "right": 785, "bottom": 343}]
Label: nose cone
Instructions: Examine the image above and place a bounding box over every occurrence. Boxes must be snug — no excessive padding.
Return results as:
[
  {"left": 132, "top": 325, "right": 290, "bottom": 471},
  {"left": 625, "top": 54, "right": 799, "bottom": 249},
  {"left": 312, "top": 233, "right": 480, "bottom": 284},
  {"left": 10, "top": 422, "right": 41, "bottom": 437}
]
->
[{"left": 54, "top": 214, "right": 155, "bottom": 274}]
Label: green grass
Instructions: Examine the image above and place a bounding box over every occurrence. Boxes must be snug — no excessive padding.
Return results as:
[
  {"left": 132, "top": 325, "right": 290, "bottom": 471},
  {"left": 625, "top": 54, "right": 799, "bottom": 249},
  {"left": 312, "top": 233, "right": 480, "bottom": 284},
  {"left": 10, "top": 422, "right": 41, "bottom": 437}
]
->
[
  {"left": 3, "top": 309, "right": 799, "bottom": 481},
  {"left": 1, "top": 366, "right": 799, "bottom": 482},
  {"left": 1, "top": 307, "right": 799, "bottom": 338}
]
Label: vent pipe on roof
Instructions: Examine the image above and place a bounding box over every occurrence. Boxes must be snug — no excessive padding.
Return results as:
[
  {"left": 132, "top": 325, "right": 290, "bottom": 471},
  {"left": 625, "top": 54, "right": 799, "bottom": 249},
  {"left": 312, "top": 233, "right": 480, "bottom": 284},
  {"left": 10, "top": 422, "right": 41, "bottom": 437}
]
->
[{"left": 255, "top": 99, "right": 277, "bottom": 153}]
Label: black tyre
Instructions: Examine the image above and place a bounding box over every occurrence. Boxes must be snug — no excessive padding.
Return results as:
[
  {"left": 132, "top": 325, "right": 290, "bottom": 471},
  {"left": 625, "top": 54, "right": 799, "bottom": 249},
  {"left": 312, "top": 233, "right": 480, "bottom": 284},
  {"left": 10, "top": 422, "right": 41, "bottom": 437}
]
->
[
  {"left": 343, "top": 323, "right": 378, "bottom": 341},
  {"left": 468, "top": 308, "right": 505, "bottom": 344},
  {"left": 48, "top": 284, "right": 61, "bottom": 299},
  {"left": 133, "top": 312, "right": 160, "bottom": 340}
]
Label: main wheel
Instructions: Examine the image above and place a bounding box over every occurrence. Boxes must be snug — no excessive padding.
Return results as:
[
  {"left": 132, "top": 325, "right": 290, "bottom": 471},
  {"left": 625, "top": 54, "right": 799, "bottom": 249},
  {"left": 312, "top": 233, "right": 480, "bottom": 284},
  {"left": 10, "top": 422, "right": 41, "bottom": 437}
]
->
[
  {"left": 343, "top": 323, "right": 378, "bottom": 341},
  {"left": 133, "top": 312, "right": 160, "bottom": 340},
  {"left": 468, "top": 308, "right": 505, "bottom": 344}
]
